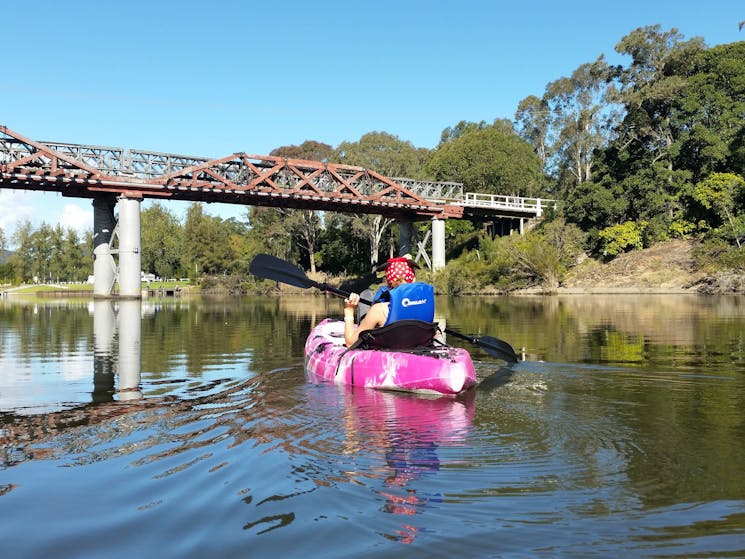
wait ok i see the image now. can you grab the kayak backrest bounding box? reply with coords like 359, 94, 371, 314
351, 320, 440, 350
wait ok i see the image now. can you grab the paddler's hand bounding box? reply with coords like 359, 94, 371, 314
344, 293, 360, 309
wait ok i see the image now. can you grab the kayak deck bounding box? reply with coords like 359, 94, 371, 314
304, 318, 477, 395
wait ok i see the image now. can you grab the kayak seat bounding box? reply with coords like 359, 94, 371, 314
350, 320, 440, 351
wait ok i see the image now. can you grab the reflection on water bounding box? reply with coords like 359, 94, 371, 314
0, 294, 744, 557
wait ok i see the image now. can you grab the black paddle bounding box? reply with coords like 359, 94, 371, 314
249, 253, 519, 364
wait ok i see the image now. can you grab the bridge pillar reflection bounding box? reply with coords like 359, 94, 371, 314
116, 300, 142, 400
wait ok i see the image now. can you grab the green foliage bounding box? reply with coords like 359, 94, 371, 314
434, 220, 586, 293
333, 131, 425, 178
270, 140, 333, 162
432, 250, 495, 294
642, 215, 671, 245
425, 122, 546, 197
692, 237, 738, 272
693, 172, 745, 247
182, 204, 239, 277
6, 220, 89, 283
317, 219, 368, 276
141, 203, 183, 279
564, 176, 628, 230
668, 219, 696, 238
598, 221, 646, 258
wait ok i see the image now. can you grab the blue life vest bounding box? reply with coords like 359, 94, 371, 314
384, 282, 435, 325
371, 285, 390, 304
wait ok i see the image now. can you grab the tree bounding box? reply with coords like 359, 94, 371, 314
10, 221, 33, 282
563, 173, 628, 231
317, 213, 369, 276
60, 228, 88, 281
674, 42, 745, 180
47, 224, 65, 282
182, 204, 233, 277
693, 172, 745, 247
283, 209, 322, 273
246, 206, 294, 262
515, 96, 552, 170
270, 140, 333, 163
334, 131, 425, 178
332, 132, 426, 266
544, 57, 621, 193
141, 203, 183, 279
268, 141, 335, 273
425, 121, 545, 197
613, 26, 705, 175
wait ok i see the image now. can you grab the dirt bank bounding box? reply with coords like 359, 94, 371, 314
520, 239, 745, 295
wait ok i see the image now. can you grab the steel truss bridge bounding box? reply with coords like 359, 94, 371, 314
0, 126, 553, 222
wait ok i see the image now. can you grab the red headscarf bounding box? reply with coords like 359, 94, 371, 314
385, 257, 416, 285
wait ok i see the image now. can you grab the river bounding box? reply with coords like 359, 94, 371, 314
1, 293, 744, 558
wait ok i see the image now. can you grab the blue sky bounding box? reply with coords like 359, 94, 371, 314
1, 0, 743, 247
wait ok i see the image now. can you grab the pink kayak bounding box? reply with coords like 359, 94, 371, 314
304, 318, 477, 395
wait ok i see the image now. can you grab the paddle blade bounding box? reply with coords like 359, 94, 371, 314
249, 254, 317, 289
475, 336, 519, 364
444, 328, 519, 363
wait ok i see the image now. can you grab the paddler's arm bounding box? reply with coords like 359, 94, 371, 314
343, 294, 385, 347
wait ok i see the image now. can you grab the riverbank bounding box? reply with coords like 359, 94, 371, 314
519, 239, 745, 295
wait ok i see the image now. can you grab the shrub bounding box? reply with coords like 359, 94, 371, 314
598, 221, 646, 259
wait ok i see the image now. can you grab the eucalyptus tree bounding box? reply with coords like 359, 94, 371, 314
246, 206, 295, 263
332, 132, 426, 267
263, 141, 335, 273
613, 25, 705, 176
563, 26, 705, 232
545, 57, 621, 192
515, 96, 552, 171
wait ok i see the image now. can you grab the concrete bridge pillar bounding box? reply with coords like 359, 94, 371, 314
92, 195, 117, 298
398, 221, 415, 256
432, 219, 446, 270
92, 194, 142, 298
117, 196, 142, 298
399, 219, 447, 270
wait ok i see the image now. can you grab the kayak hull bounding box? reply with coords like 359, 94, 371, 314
304, 318, 477, 395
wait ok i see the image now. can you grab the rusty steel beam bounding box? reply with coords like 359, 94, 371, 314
0, 126, 463, 220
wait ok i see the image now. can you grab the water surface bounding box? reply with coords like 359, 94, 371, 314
1, 294, 744, 557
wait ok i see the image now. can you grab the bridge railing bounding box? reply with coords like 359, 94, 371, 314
391, 178, 464, 202
457, 192, 557, 216
41, 142, 212, 178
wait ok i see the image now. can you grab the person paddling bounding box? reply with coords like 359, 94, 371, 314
343, 255, 435, 348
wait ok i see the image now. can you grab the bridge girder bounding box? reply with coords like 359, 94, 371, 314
0, 125, 463, 221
